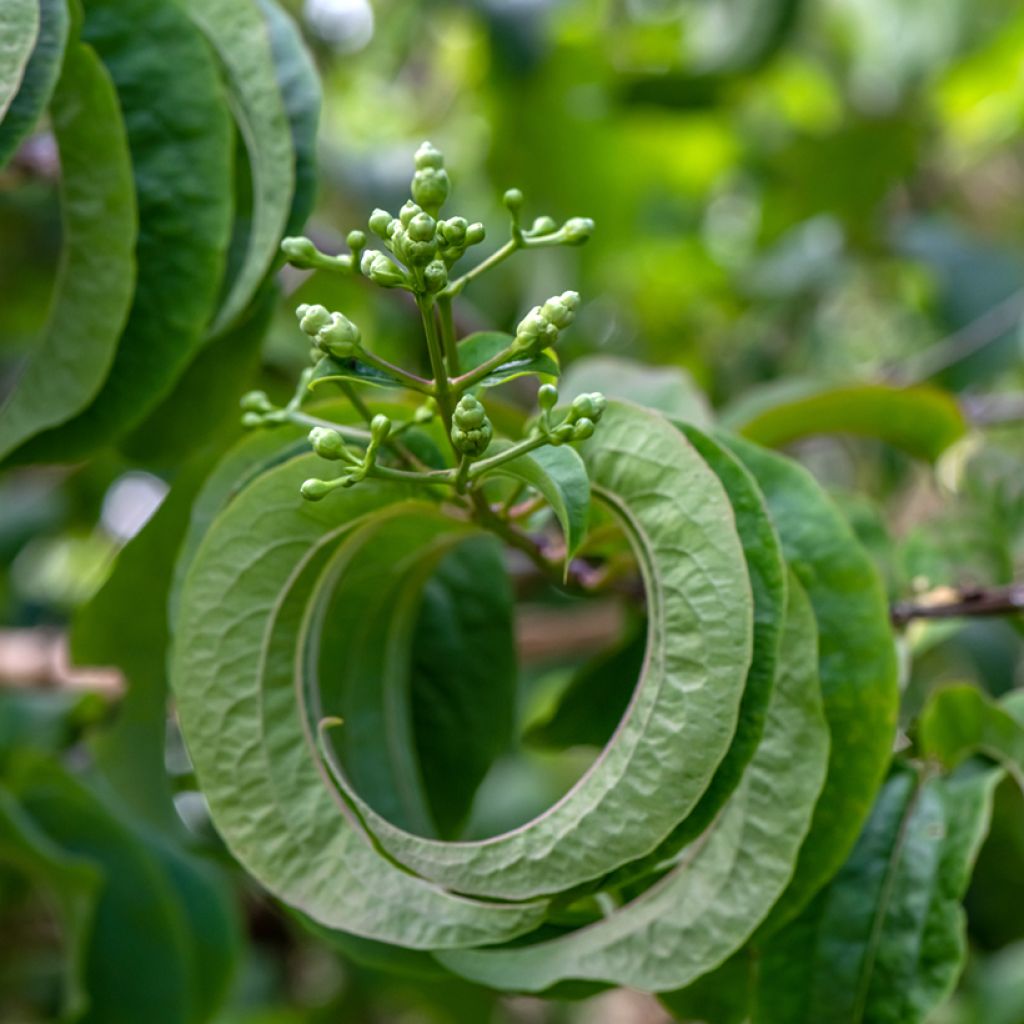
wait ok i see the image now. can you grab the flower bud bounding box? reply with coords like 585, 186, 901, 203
347, 229, 367, 252
404, 238, 438, 267
411, 167, 450, 211
423, 259, 448, 293
551, 423, 576, 444
503, 188, 524, 213
465, 222, 486, 246
541, 290, 580, 329
408, 212, 436, 242
451, 396, 493, 456
399, 201, 421, 227
297, 303, 333, 336
281, 235, 321, 268
562, 217, 595, 245
240, 389, 273, 413
317, 313, 361, 358
537, 383, 559, 413
414, 140, 444, 170
453, 394, 487, 429
439, 216, 467, 245
369, 209, 391, 236
530, 215, 558, 236
300, 478, 332, 501
573, 417, 595, 440
370, 414, 392, 444
241, 411, 264, 429
309, 426, 348, 461
361, 250, 406, 287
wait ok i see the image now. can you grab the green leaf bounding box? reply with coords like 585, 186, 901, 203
309, 354, 408, 390
182, 0, 295, 335
0, 0, 38, 121
0, 0, 69, 169
755, 764, 1002, 1024
258, 0, 320, 237
560, 355, 713, 425
315, 402, 754, 901
410, 537, 518, 838
724, 381, 967, 461
0, 785, 101, 1021
918, 684, 1024, 786
724, 433, 899, 932
173, 457, 551, 948
0, 36, 136, 461
15, 0, 236, 462
477, 441, 591, 570
436, 574, 827, 992
458, 331, 560, 388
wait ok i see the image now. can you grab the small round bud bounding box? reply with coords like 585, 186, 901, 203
399, 201, 421, 227
503, 188, 524, 213
590, 392, 607, 420
408, 212, 436, 242
537, 383, 559, 412
562, 217, 595, 245
573, 418, 595, 440
423, 259, 448, 292
240, 389, 273, 413
439, 217, 467, 244
281, 235, 319, 268
317, 313, 361, 358
530, 215, 558, 236
347, 229, 367, 252
364, 252, 406, 288
411, 167, 450, 211
541, 290, 580, 329
414, 141, 444, 170
570, 393, 597, 420
404, 238, 438, 267
309, 426, 348, 461
297, 303, 333, 336
300, 478, 332, 501
369, 209, 392, 236
552, 423, 575, 444
454, 394, 488, 430
370, 414, 392, 444
241, 411, 264, 429
465, 222, 486, 246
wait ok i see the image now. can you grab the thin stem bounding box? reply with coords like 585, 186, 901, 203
451, 340, 523, 393
284, 409, 371, 444
469, 491, 556, 580
368, 464, 456, 486
356, 349, 433, 393
891, 582, 1024, 627
417, 294, 455, 434
442, 238, 520, 297
454, 454, 471, 494
469, 433, 552, 479
437, 295, 460, 374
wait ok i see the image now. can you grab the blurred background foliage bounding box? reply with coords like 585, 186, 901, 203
2, 0, 1024, 1020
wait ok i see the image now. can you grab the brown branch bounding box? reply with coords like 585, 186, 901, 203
891, 583, 1024, 628
0, 629, 124, 699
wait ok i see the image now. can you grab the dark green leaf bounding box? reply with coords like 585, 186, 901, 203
16, 0, 235, 462
309, 353, 408, 390
182, 0, 295, 334
0, 36, 136, 461
458, 331, 560, 388
755, 764, 1002, 1024
725, 381, 966, 461
0, 0, 69, 169
724, 433, 899, 932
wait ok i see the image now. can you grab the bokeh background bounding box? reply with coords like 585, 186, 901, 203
2, 0, 1024, 1020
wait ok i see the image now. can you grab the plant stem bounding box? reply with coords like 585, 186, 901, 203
285, 409, 371, 443
469, 491, 556, 579
454, 454, 471, 493
437, 295, 460, 374
355, 349, 433, 393
368, 463, 456, 486
443, 238, 520, 297
451, 340, 523, 393
469, 433, 552, 479
417, 294, 454, 434
891, 582, 1024, 627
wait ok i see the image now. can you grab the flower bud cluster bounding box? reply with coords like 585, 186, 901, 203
301, 413, 394, 501
296, 303, 362, 361
535, 384, 607, 444
513, 291, 581, 355
450, 394, 493, 456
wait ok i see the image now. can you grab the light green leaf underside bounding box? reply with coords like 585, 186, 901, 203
725, 381, 966, 461
183, 0, 295, 335
724, 433, 899, 933
173, 459, 550, 948
309, 354, 408, 391
479, 441, 591, 568
756, 764, 1002, 1024
436, 574, 828, 993
0, 36, 136, 461
0, 0, 68, 169
560, 355, 712, 426
314, 401, 754, 901
0, 0, 38, 120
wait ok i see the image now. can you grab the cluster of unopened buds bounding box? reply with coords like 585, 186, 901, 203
246, 139, 605, 510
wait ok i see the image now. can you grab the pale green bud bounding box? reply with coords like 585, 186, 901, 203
347, 229, 367, 252
537, 383, 559, 413
408, 212, 436, 242
361, 250, 406, 287
309, 426, 348, 460
453, 394, 488, 430
415, 140, 444, 170
423, 259, 448, 293
530, 215, 558, 235
369, 209, 392, 236
297, 303, 332, 336
240, 389, 273, 413
465, 222, 486, 246
411, 167, 450, 211
300, 478, 332, 501
281, 235, 320, 268
551, 423, 575, 444
370, 414, 392, 444
317, 313, 361, 358
241, 411, 264, 429
503, 188, 524, 213
573, 417, 595, 440
541, 290, 580, 329
562, 217, 595, 245
399, 200, 421, 227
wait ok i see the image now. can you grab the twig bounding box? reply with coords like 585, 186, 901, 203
891, 583, 1024, 628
